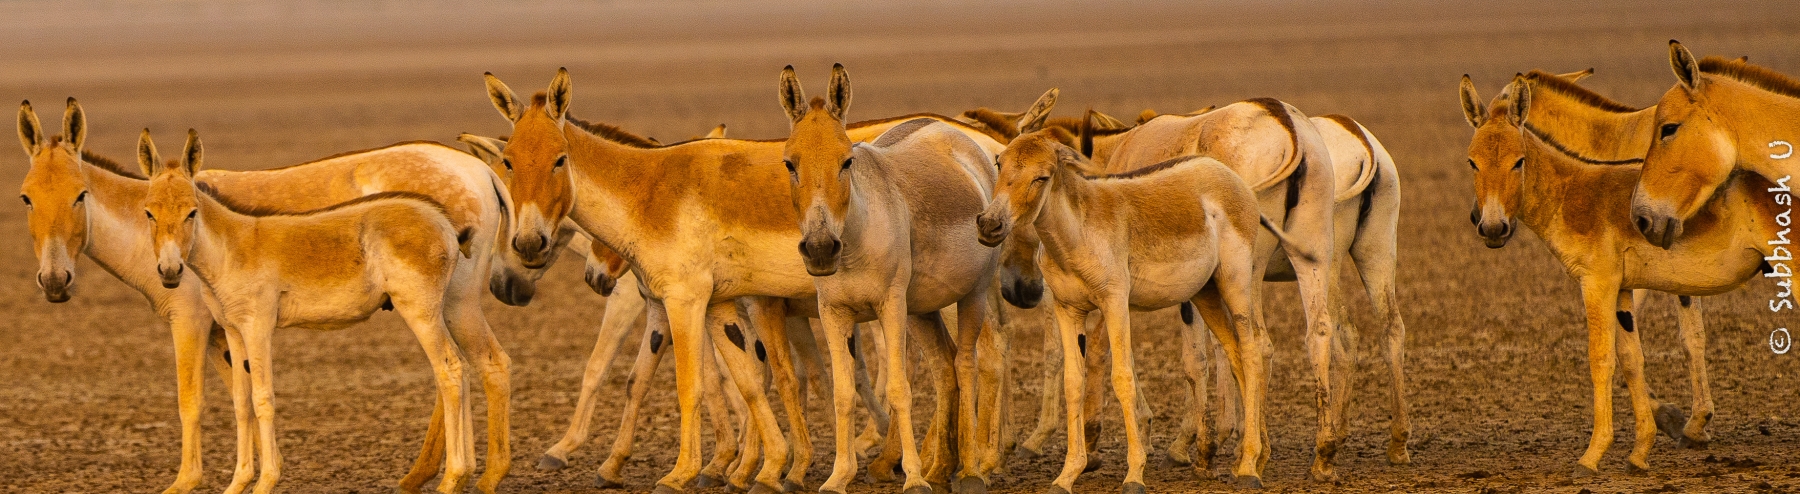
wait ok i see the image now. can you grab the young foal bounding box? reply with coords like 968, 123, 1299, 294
976, 129, 1305, 491
778, 64, 1002, 494
1462, 72, 1774, 474
1633, 42, 1800, 250
140, 130, 481, 494
17, 100, 520, 494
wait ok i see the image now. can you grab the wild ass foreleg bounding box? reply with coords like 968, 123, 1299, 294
1047, 301, 1093, 494
851, 322, 891, 456
1614, 291, 1657, 473
1100, 295, 1149, 494
540, 274, 646, 470
1573, 279, 1622, 477
744, 298, 811, 492
1658, 296, 1713, 448
162, 310, 217, 494
596, 299, 669, 489
652, 294, 722, 494
819, 307, 864, 494
1171, 302, 1217, 476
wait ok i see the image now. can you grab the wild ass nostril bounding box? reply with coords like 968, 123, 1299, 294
1469, 209, 1480, 226
1635, 215, 1652, 235
828, 239, 841, 257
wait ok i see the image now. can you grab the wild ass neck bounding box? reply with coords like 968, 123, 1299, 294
1713, 81, 1800, 182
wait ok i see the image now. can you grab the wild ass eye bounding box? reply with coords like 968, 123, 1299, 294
501, 158, 512, 171
20, 195, 31, 207
783, 160, 796, 173
73, 191, 87, 205
145, 210, 154, 220
1467, 159, 1477, 170
1659, 123, 1680, 140
1512, 157, 1524, 170
186, 209, 197, 220
841, 157, 854, 170
552, 156, 567, 169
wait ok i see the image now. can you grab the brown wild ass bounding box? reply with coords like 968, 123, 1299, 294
1461, 71, 1772, 474
17, 100, 522, 494
1633, 41, 1800, 252
976, 129, 1307, 491
139, 130, 483, 494
777, 64, 1005, 494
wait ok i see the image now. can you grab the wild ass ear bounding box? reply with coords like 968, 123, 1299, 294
18, 100, 43, 157
1669, 40, 1703, 92
62, 98, 87, 154
1558, 68, 1594, 83
1735, 55, 1749, 64
457, 133, 506, 165
1019, 87, 1059, 133
484, 72, 524, 122
1505, 73, 1532, 127
825, 63, 852, 123
136, 129, 160, 177
1137, 109, 1159, 124
778, 65, 807, 124
704, 123, 728, 139
1458, 75, 1486, 128
1087, 110, 1128, 130
546, 67, 572, 120
179, 129, 203, 177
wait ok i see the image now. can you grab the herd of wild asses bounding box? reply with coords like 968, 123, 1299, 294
13, 39, 1795, 494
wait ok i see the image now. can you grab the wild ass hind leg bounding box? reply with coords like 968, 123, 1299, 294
915, 311, 960, 493
886, 308, 938, 494
442, 292, 514, 494
954, 277, 998, 494
1662, 296, 1714, 448
1018, 314, 1063, 459
1351, 227, 1410, 465
540, 276, 646, 471
975, 293, 1014, 477
697, 324, 741, 488
851, 322, 891, 457
391, 298, 476, 494
218, 323, 258, 494
703, 300, 791, 494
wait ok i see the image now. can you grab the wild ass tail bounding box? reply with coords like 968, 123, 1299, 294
457, 226, 476, 259
1259, 215, 1317, 263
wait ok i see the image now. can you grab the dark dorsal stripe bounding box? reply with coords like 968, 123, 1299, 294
80, 151, 146, 180
959, 108, 1020, 142
196, 183, 451, 218
873, 118, 937, 148
1699, 56, 1800, 100
1526, 70, 1639, 114
1320, 114, 1374, 164
254, 141, 453, 172
1521, 122, 1645, 165
565, 113, 663, 148
1244, 98, 1298, 153
1078, 154, 1188, 180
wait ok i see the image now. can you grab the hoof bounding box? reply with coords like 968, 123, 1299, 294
1625, 462, 1650, 476
1016, 445, 1044, 459
903, 484, 934, 494
953, 476, 986, 494
1683, 437, 1711, 450
866, 461, 902, 484
1654, 404, 1689, 445
1083, 457, 1104, 473
747, 482, 782, 494
1045, 485, 1071, 494
780, 480, 804, 493
536, 454, 568, 471
1234, 475, 1263, 489
1387, 447, 1412, 466
1166, 449, 1193, 467
1309, 466, 1339, 483
1123, 482, 1146, 494
820, 488, 847, 494
693, 475, 725, 489
595, 475, 626, 489
652, 484, 685, 494
1571, 464, 1599, 479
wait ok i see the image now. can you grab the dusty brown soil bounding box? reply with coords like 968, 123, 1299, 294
2, 1, 1799, 492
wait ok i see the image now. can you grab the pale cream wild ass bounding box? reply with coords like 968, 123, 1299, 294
17, 100, 523, 494
777, 64, 1004, 494
1462, 71, 1773, 475
976, 129, 1309, 492
139, 130, 482, 494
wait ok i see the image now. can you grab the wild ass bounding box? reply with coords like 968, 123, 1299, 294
1633, 41, 1800, 251
17, 100, 521, 494
1461, 71, 1772, 474
139, 130, 483, 494
976, 129, 1307, 491
777, 64, 1005, 494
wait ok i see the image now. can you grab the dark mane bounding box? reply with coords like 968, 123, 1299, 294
564, 113, 664, 148
1699, 56, 1800, 100
195, 183, 450, 218
959, 108, 1020, 141
1076, 154, 1189, 180
254, 141, 454, 172
80, 151, 145, 179
1521, 122, 1644, 166
1525, 70, 1639, 113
